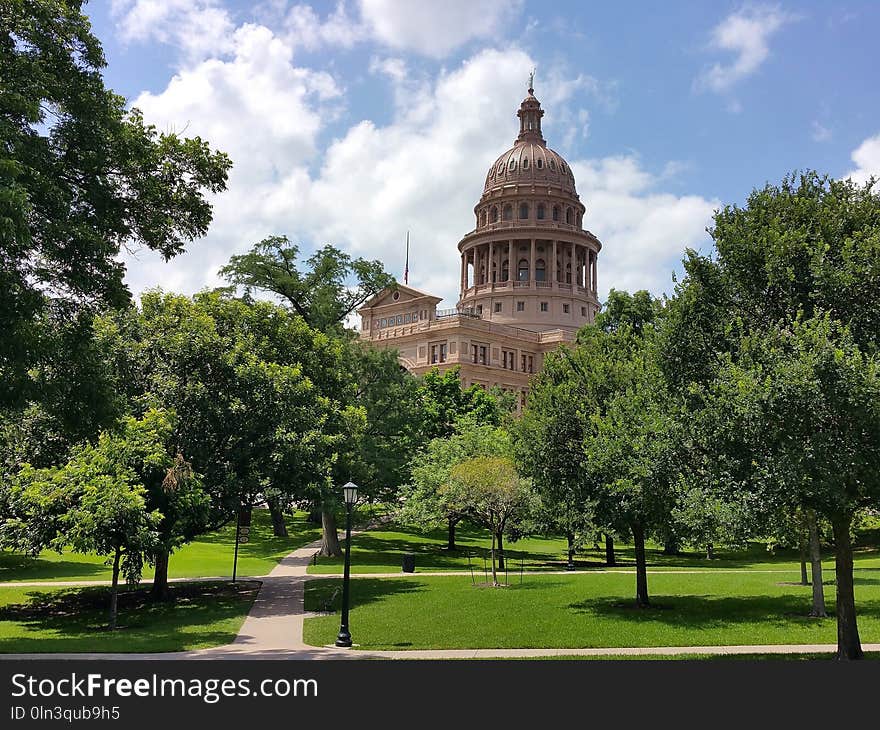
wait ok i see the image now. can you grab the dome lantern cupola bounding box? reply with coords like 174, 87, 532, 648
516, 73, 545, 144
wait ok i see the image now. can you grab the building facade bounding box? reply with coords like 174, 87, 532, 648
358, 84, 602, 406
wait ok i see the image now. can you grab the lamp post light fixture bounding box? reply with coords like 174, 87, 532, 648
335, 481, 359, 648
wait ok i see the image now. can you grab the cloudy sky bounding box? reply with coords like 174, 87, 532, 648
87, 0, 880, 307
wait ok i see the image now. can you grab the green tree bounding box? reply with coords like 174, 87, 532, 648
514, 349, 598, 569
97, 291, 355, 574
1, 0, 230, 413
400, 419, 509, 551
417, 366, 511, 442
2, 410, 199, 627
696, 315, 880, 658
219, 236, 394, 336
662, 172, 880, 658
448, 456, 536, 586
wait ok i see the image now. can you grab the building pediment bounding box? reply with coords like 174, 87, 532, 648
359, 284, 442, 312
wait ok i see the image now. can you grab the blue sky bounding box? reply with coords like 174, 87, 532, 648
87, 1, 880, 306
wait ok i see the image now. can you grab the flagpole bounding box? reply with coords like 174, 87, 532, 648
404, 231, 409, 285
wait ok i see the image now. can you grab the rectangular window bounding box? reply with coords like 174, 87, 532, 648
439, 343, 447, 363
472, 344, 478, 364
397, 315, 403, 324
479, 346, 487, 365
563, 303, 570, 314
431, 345, 438, 364
528, 355, 534, 373
476, 304, 483, 315
522, 354, 534, 373
502, 350, 515, 370
494, 302, 502, 313
380, 318, 387, 327
413, 311, 420, 321
540, 302, 548, 312
404, 313, 411, 323
581, 306, 587, 317
516, 301, 525, 312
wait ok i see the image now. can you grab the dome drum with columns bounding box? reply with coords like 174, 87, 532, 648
358, 82, 603, 408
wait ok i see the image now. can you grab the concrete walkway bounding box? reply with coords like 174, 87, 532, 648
3, 540, 879, 660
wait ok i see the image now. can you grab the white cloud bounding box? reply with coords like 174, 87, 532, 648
358, 0, 522, 58
846, 133, 880, 185
281, 2, 366, 50
695, 5, 796, 93
111, 0, 235, 61
122, 37, 716, 307
572, 158, 718, 298
122, 23, 343, 296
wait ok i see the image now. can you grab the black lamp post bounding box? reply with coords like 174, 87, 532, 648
335, 481, 358, 648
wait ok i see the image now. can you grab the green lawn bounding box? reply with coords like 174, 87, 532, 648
302, 570, 880, 650
0, 580, 259, 653
307, 520, 880, 575
0, 509, 322, 584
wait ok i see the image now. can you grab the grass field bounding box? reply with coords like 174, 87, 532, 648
0, 509, 322, 584
307, 520, 880, 575
302, 570, 880, 650
0, 580, 259, 653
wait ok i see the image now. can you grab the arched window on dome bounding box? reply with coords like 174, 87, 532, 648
519, 203, 529, 220
502, 204, 513, 222
491, 260, 498, 283
537, 158, 543, 169
552, 205, 560, 221
566, 207, 573, 224
535, 258, 546, 282
490, 206, 498, 223
576, 212, 582, 228
501, 259, 509, 281
565, 262, 572, 284
549, 159, 556, 171
509, 159, 516, 171
518, 258, 529, 281
522, 157, 529, 170
478, 210, 486, 227
537, 203, 546, 220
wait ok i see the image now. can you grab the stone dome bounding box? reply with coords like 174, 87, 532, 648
484, 141, 576, 195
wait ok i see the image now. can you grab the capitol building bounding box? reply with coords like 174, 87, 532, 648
358, 83, 602, 407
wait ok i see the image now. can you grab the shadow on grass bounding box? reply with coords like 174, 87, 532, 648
192, 511, 321, 561
0, 554, 109, 582
304, 578, 425, 613
0, 581, 259, 653
567, 594, 880, 627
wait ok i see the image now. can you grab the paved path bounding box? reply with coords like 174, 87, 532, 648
3, 540, 879, 660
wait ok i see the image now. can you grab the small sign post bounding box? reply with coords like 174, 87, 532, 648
232, 503, 251, 583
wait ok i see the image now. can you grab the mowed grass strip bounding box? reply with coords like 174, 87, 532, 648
0, 509, 321, 584
0, 580, 259, 653
307, 520, 880, 575
302, 571, 880, 650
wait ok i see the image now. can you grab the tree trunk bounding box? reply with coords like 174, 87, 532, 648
632, 523, 650, 607
268, 499, 288, 537
706, 543, 714, 560
807, 511, 826, 617
566, 532, 576, 569
320, 509, 342, 557
605, 534, 616, 566
447, 517, 457, 551
831, 515, 862, 660
109, 546, 121, 630
151, 550, 170, 600
490, 531, 498, 586
662, 538, 680, 556
496, 531, 505, 571
799, 535, 809, 586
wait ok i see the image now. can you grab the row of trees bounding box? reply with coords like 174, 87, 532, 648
402, 173, 880, 661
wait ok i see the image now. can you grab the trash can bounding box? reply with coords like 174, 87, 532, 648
402, 553, 416, 573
